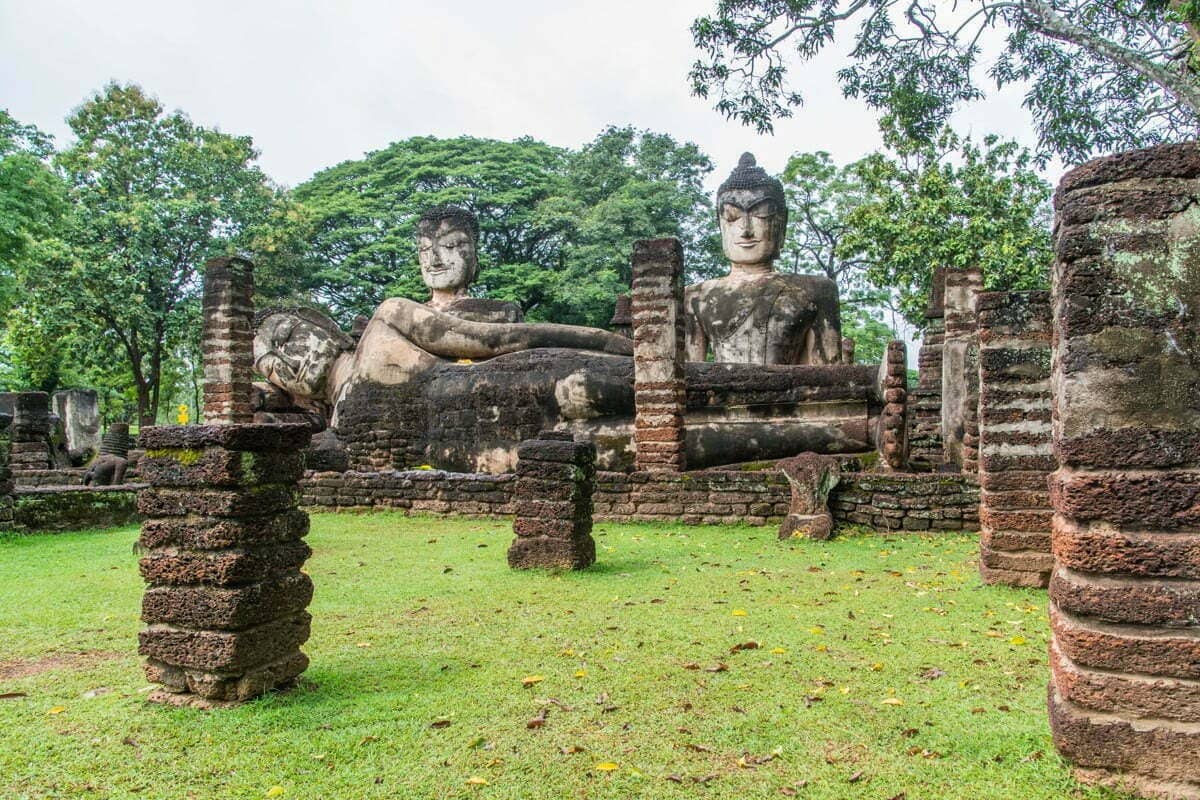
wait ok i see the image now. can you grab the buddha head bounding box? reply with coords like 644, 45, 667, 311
716, 153, 788, 268
416, 205, 480, 295
253, 308, 355, 401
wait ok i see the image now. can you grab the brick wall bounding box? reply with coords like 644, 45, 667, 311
300, 468, 979, 533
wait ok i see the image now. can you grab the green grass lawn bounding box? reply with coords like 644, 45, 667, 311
0, 514, 1126, 800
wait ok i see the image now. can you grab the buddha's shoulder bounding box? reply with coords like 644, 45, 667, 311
443, 298, 524, 323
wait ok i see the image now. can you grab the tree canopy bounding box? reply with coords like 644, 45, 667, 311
690, 1, 1200, 163
284, 127, 720, 328
36, 83, 280, 425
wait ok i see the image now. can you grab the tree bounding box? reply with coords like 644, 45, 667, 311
284, 128, 720, 328
690, 1, 1200, 163
838, 127, 1053, 326
0, 110, 71, 391
51, 83, 279, 426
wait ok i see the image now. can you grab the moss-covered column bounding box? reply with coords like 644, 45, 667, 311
137, 424, 313, 706
1048, 143, 1200, 799
977, 290, 1054, 588
136, 255, 315, 707
0, 412, 12, 529
508, 431, 597, 570
941, 267, 982, 471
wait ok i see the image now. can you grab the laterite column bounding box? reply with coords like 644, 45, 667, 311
941, 267, 982, 472
0, 413, 12, 529
137, 256, 315, 707
1048, 143, 1200, 799
977, 291, 1054, 588
908, 267, 946, 470
631, 238, 686, 472
10, 392, 52, 473
878, 340, 908, 470
507, 431, 597, 570
201, 256, 255, 424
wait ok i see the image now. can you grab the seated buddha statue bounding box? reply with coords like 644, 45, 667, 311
685, 153, 843, 366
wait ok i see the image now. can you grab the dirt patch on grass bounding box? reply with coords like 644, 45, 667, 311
0, 651, 123, 680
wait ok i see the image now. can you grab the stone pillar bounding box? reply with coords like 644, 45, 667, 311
201, 256, 255, 425
941, 267, 982, 471
136, 254, 315, 707
0, 413, 13, 530
136, 423, 313, 706
1047, 143, 1200, 799
908, 267, 947, 470
51, 389, 101, 459
508, 431, 596, 570
977, 290, 1054, 588
630, 238, 686, 472
878, 340, 908, 470
10, 392, 52, 472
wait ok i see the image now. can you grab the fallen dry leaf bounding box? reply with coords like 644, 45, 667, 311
521, 675, 544, 687
594, 762, 619, 772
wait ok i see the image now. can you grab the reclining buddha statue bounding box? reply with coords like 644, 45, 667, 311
255, 156, 881, 473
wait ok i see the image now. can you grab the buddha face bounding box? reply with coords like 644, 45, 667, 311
418, 219, 477, 292
718, 188, 785, 267
253, 312, 347, 400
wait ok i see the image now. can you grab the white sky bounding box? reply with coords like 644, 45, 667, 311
0, 0, 1060, 192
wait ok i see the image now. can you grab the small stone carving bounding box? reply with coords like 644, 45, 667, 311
685, 154, 843, 366
84, 423, 130, 486
776, 452, 841, 540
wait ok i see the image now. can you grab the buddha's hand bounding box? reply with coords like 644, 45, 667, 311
604, 335, 634, 356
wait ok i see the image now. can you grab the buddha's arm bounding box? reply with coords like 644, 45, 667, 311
684, 293, 708, 362
377, 298, 632, 359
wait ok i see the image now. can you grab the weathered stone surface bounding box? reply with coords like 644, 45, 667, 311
138, 612, 311, 672
509, 433, 596, 570
138, 420, 313, 706
776, 452, 840, 540
1048, 142, 1200, 798
141, 572, 314, 630
139, 447, 305, 488
138, 423, 313, 453
632, 237, 686, 472
139, 509, 309, 550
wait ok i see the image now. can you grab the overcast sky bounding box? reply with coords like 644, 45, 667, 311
1, 0, 1057, 192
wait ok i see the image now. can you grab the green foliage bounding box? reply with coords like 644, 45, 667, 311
690, 1, 1200, 164
284, 127, 720, 327
839, 129, 1052, 327
0, 514, 1110, 799
45, 83, 281, 424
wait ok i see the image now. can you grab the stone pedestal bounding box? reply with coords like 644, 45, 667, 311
1047, 143, 1200, 800
776, 453, 840, 540
909, 268, 947, 470
977, 291, 1054, 588
201, 256, 255, 425
10, 392, 52, 472
137, 423, 313, 706
941, 268, 982, 472
508, 431, 596, 570
878, 340, 908, 470
631, 238, 686, 472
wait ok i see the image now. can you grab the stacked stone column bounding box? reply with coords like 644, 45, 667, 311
10, 392, 53, 473
201, 256, 255, 424
137, 255, 315, 707
908, 267, 947, 470
507, 431, 597, 570
1047, 143, 1200, 799
0, 412, 12, 529
878, 340, 908, 470
631, 238, 686, 472
977, 291, 1054, 588
941, 268, 983, 472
